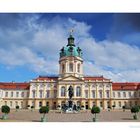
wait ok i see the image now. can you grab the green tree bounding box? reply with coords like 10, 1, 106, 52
39, 106, 49, 122
131, 106, 139, 120
91, 106, 100, 122
1, 105, 10, 120
16, 105, 19, 112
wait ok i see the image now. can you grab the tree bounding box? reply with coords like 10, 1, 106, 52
131, 106, 139, 120
91, 106, 100, 122
112, 105, 115, 110
16, 105, 19, 112
39, 106, 49, 122
122, 105, 126, 112
1, 105, 10, 120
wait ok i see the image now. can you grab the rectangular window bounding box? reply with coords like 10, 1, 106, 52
16, 92, 19, 98
11, 92, 13, 97
118, 92, 121, 98
113, 92, 115, 98
5, 92, 8, 97
129, 92, 131, 97
21, 92, 24, 97
123, 92, 126, 98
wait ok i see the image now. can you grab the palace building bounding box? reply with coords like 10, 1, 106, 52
0, 34, 140, 110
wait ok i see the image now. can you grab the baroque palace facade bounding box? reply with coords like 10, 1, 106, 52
0, 34, 140, 110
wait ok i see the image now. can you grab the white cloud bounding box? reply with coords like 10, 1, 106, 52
0, 15, 140, 82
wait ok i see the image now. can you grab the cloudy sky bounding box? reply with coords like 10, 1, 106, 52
0, 13, 140, 82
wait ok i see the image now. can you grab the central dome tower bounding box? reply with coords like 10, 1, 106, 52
59, 34, 83, 78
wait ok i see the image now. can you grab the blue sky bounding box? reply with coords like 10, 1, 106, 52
0, 13, 140, 82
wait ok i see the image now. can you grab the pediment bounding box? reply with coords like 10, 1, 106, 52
58, 75, 84, 81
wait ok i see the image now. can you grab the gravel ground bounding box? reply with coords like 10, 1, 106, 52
0, 109, 140, 122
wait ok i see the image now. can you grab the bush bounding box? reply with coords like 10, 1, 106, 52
1, 105, 10, 120
1, 105, 10, 114
131, 106, 139, 114
91, 106, 100, 114
91, 106, 100, 122
131, 106, 139, 120
39, 106, 49, 114
39, 106, 49, 122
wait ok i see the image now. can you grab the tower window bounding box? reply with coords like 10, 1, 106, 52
62, 64, 65, 73
69, 63, 73, 72
77, 63, 80, 73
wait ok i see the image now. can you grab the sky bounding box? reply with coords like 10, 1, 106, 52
0, 13, 140, 82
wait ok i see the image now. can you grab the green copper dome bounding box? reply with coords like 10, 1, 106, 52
60, 35, 83, 58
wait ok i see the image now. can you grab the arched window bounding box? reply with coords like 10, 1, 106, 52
61, 86, 66, 96
69, 63, 73, 72
76, 86, 81, 97
106, 90, 110, 98
92, 90, 95, 98
77, 63, 80, 73
39, 101, 42, 107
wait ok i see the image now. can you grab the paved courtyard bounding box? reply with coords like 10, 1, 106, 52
0, 109, 140, 122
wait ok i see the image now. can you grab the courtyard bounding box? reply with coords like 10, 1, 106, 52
0, 109, 140, 122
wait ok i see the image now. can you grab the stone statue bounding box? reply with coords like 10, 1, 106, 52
68, 85, 74, 99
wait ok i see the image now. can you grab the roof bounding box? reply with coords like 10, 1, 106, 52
84, 76, 110, 81
0, 82, 30, 90
33, 76, 58, 81
112, 82, 140, 90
